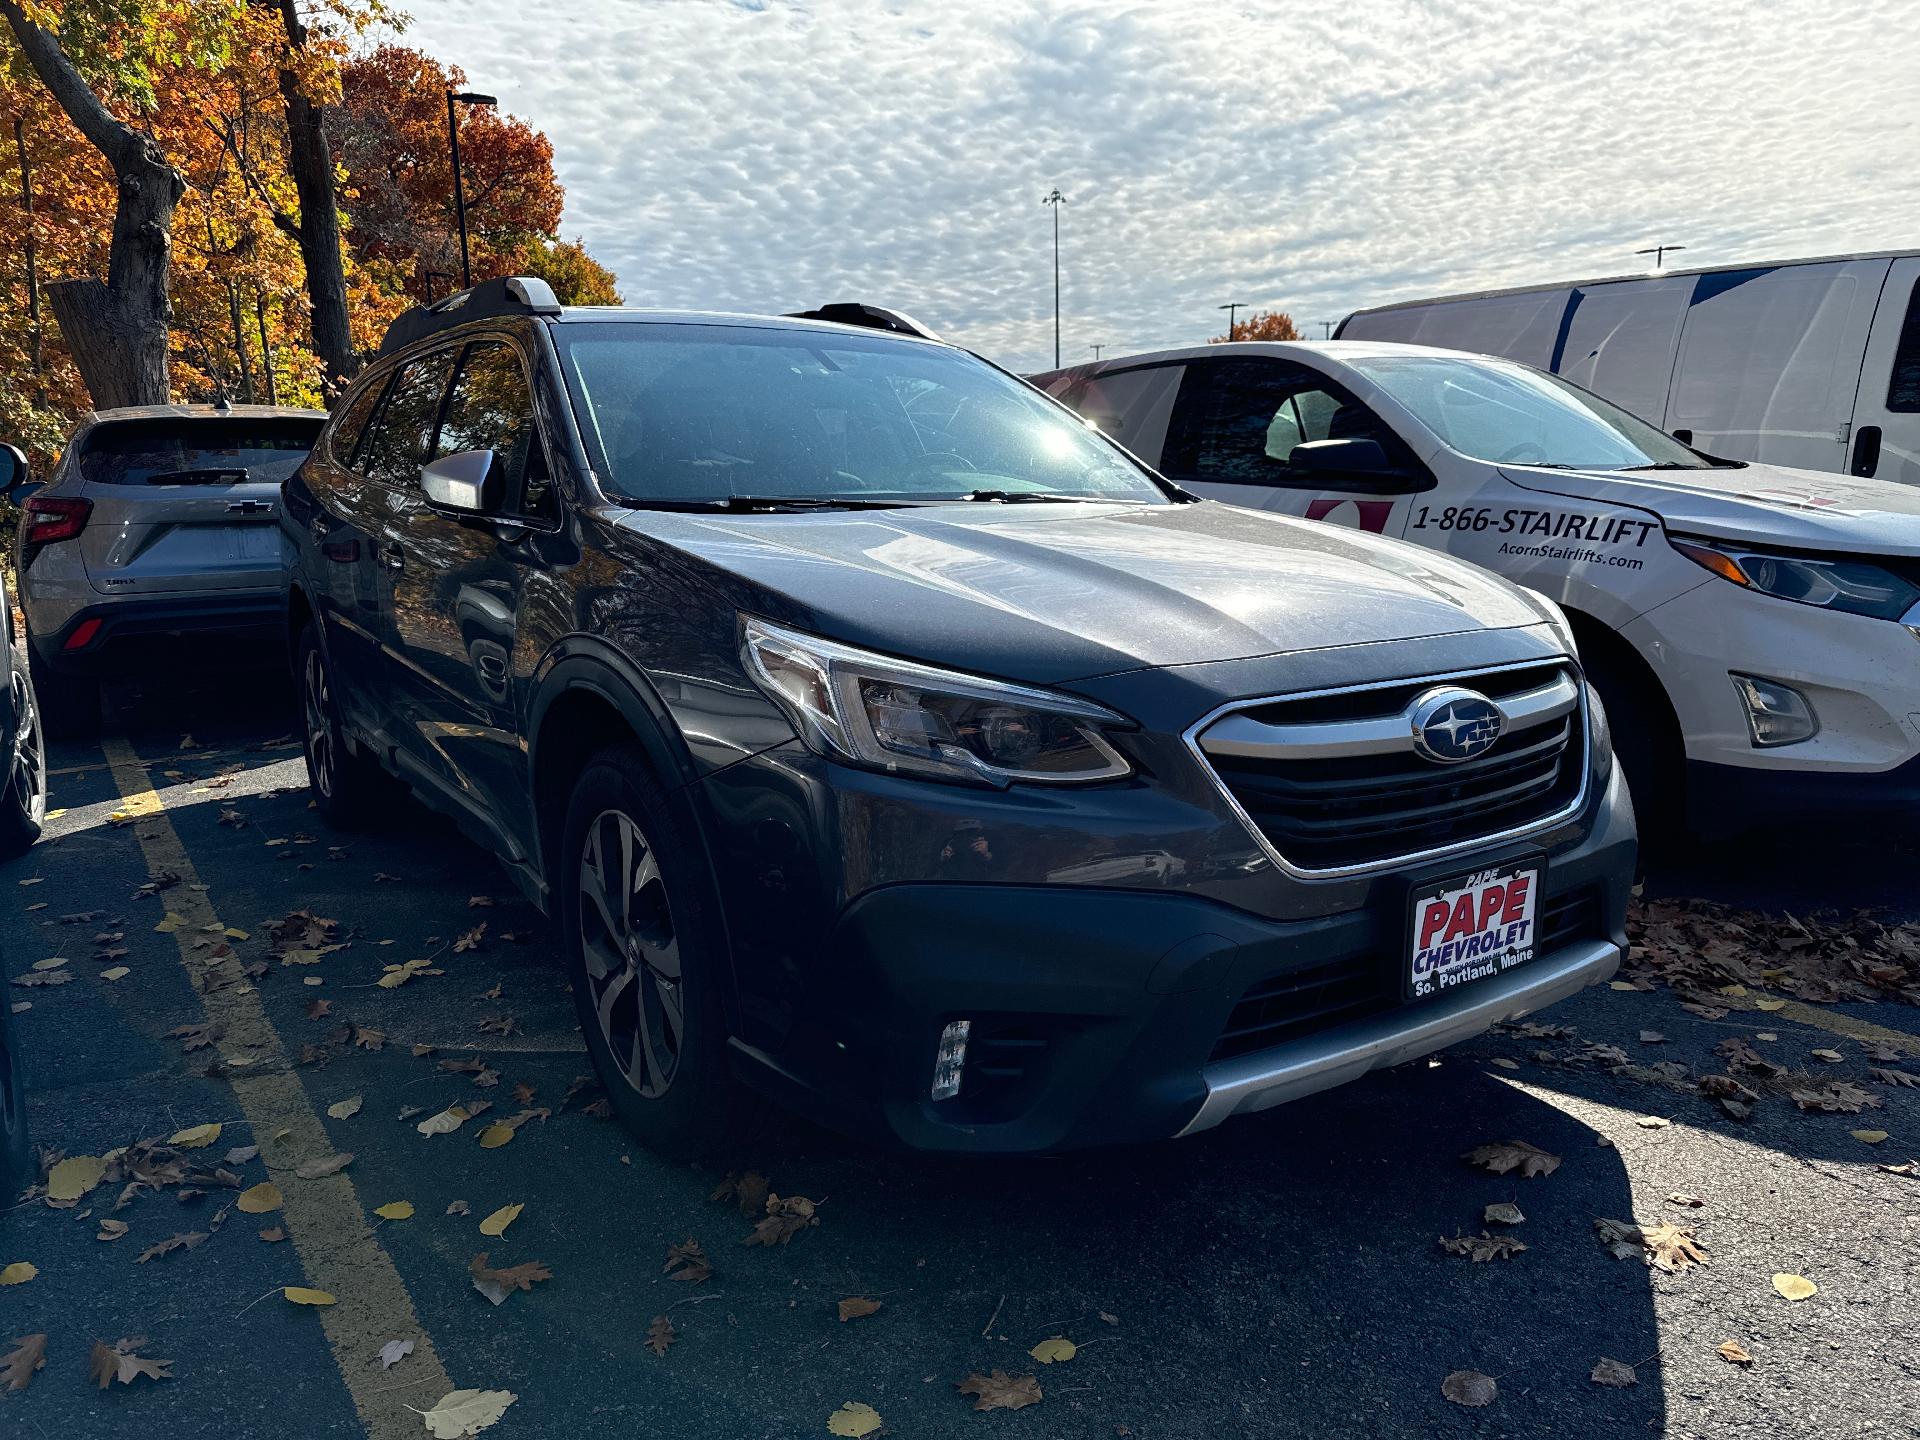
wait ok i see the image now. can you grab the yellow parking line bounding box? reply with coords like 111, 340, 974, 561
1723, 993, 1920, 1057
103, 737, 455, 1436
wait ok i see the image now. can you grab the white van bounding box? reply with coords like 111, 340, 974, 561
1336, 253, 1920, 487
1032, 341, 1920, 832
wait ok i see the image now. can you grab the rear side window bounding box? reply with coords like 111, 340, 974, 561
328, 374, 392, 469
436, 340, 556, 522
359, 351, 454, 488
76, 417, 323, 485
1886, 278, 1920, 413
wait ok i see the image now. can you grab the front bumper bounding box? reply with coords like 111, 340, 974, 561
724, 762, 1635, 1153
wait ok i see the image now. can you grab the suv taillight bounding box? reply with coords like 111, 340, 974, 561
21, 495, 91, 553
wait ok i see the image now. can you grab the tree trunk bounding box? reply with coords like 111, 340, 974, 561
0, 0, 184, 409
277, 0, 356, 392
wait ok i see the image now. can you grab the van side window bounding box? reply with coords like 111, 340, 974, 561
1162, 358, 1404, 485
1887, 279, 1920, 413
437, 340, 557, 523
359, 350, 455, 489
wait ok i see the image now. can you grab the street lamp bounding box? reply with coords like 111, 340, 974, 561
1089, 343, 1104, 360
424, 269, 456, 302
1635, 243, 1687, 271
1217, 302, 1249, 342
1042, 188, 1066, 368
447, 89, 498, 289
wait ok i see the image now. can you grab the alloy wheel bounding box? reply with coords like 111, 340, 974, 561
9, 670, 43, 822
577, 808, 683, 1099
304, 647, 335, 799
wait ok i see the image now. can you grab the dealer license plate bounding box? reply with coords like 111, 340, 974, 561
1407, 860, 1541, 1001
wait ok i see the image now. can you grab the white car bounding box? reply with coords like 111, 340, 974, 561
1033, 341, 1920, 831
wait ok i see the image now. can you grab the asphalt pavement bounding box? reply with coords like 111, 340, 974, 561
2, 668, 1917, 1439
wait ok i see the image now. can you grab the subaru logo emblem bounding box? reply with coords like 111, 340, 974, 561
1409, 686, 1504, 764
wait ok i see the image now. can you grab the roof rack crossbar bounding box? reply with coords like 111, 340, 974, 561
783, 303, 941, 342
378, 275, 563, 356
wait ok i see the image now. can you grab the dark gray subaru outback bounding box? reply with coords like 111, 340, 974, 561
283, 277, 1635, 1155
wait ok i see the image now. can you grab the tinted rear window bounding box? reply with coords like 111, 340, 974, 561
78, 418, 324, 485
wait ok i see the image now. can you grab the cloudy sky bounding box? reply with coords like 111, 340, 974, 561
404, 0, 1920, 373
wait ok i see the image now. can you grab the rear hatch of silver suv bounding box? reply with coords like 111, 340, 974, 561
72, 413, 325, 597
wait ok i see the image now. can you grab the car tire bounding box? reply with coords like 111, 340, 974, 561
1581, 646, 1682, 854
24, 632, 98, 739
0, 646, 47, 859
298, 626, 384, 826
558, 743, 745, 1160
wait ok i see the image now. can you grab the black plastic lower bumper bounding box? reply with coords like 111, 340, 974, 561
730, 768, 1637, 1153
1687, 753, 1920, 831
33, 594, 284, 676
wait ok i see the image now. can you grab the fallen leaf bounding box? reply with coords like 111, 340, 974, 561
1590, 1357, 1637, 1387
167, 1023, 218, 1050
1439, 1231, 1527, 1262
1870, 1067, 1920, 1088
1772, 1273, 1817, 1301
1717, 1339, 1754, 1366
95, 1219, 129, 1242
0, 1333, 46, 1392
88, 1337, 171, 1388
664, 1236, 712, 1283
374, 1201, 415, 1221
1608, 980, 1637, 991
827, 1401, 884, 1437
226, 1145, 259, 1165
100, 966, 130, 981
1489, 1056, 1519, 1070
169, 1123, 222, 1149
957, 1369, 1042, 1411
9, 969, 73, 988
153, 912, 187, 933
447, 1200, 471, 1216
47, 1155, 106, 1202
1791, 1083, 1881, 1114
419, 1388, 517, 1438
1029, 1336, 1077, 1363
1641, 1221, 1709, 1273
258, 1227, 286, 1243
453, 924, 487, 953
478, 1203, 523, 1237
285, 1287, 336, 1306
468, 1253, 552, 1305
1462, 1140, 1560, 1178
136, 1233, 207, 1263
1754, 997, 1786, 1011
1851, 1129, 1890, 1144
417, 1105, 472, 1138
236, 1182, 283, 1214
1441, 1370, 1497, 1408
1810, 1048, 1845, 1063
710, 1170, 771, 1216
837, 1296, 882, 1322
1482, 1202, 1525, 1225
327, 1096, 363, 1121
296, 1153, 354, 1180
0, 1262, 36, 1285
378, 1338, 414, 1370
645, 1315, 676, 1357
1635, 1116, 1671, 1129
306, 998, 333, 1019
743, 1192, 819, 1246
477, 1122, 516, 1150
1666, 1192, 1706, 1208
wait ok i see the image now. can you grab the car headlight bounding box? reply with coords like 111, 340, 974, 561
741, 617, 1134, 787
1669, 536, 1920, 621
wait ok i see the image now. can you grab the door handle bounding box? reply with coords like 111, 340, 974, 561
1851, 424, 1882, 478
379, 544, 405, 573
309, 514, 331, 542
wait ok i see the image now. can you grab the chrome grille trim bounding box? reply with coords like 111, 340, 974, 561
1184, 658, 1591, 880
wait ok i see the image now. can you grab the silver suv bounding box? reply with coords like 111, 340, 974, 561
14, 403, 326, 733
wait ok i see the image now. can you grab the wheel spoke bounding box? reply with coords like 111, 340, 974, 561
655, 976, 685, 1045
594, 962, 635, 1042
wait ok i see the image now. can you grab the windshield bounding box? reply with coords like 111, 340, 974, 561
554, 322, 1171, 506
1345, 354, 1724, 470
77, 417, 324, 485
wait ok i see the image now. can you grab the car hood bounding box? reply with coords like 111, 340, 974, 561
1501, 460, 1920, 552
618, 500, 1553, 685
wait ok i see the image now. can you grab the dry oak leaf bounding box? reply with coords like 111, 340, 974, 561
1870, 1067, 1920, 1087
1718, 1339, 1754, 1366
743, 1193, 819, 1246
1594, 1217, 1645, 1261
378, 1339, 414, 1371
1441, 1370, 1497, 1408
89, 1337, 172, 1389
664, 1237, 712, 1284
837, 1296, 882, 1322
453, 923, 487, 953
1482, 1202, 1525, 1226
1641, 1221, 1709, 1273
710, 1170, 771, 1217
469, 1253, 553, 1306
1591, 1357, 1638, 1387
827, 1402, 884, 1437
1462, 1140, 1561, 1178
1790, 1083, 1880, 1114
136, 1232, 207, 1263
296, 1153, 354, 1180
1439, 1231, 1527, 1262
1772, 1273, 1817, 1301
168, 1023, 219, 1051
1029, 1336, 1078, 1363
418, 1388, 517, 1439
1, 1333, 46, 1393
957, 1369, 1042, 1412
645, 1315, 676, 1357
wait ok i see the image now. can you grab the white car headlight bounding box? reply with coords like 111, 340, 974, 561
741, 617, 1133, 787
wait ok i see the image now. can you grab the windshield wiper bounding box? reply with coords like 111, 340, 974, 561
1616, 461, 1702, 471
955, 489, 1126, 504
622, 494, 924, 513
144, 467, 252, 485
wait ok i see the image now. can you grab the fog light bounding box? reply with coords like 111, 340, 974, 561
1731, 674, 1818, 748
930, 1020, 971, 1101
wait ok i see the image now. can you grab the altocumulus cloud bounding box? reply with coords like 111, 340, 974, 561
403, 0, 1920, 370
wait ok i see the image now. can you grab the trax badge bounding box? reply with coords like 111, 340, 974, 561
1409, 686, 1504, 764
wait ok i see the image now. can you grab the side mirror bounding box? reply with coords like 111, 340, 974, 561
420, 449, 500, 515
0, 443, 28, 500
1289, 437, 1429, 494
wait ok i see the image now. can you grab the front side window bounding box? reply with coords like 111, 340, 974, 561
1886, 277, 1920, 413
437, 340, 555, 522
77, 417, 323, 485
553, 322, 1170, 505
360, 350, 455, 489
1346, 354, 1724, 470
1161, 357, 1403, 484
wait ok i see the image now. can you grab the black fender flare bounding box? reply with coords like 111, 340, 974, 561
526, 634, 699, 794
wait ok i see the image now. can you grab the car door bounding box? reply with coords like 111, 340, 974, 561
384, 334, 556, 847
1158, 355, 1430, 534
1847, 256, 1920, 486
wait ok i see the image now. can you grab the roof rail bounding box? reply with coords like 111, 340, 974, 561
783, 303, 941, 342
378, 276, 564, 356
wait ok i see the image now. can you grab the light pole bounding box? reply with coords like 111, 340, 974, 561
1089, 343, 1104, 360
1319, 320, 1336, 339
1217, 301, 1249, 341
447, 89, 498, 289
1042, 188, 1066, 367
1635, 243, 1687, 270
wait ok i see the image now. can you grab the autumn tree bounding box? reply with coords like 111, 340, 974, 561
1211, 310, 1301, 343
